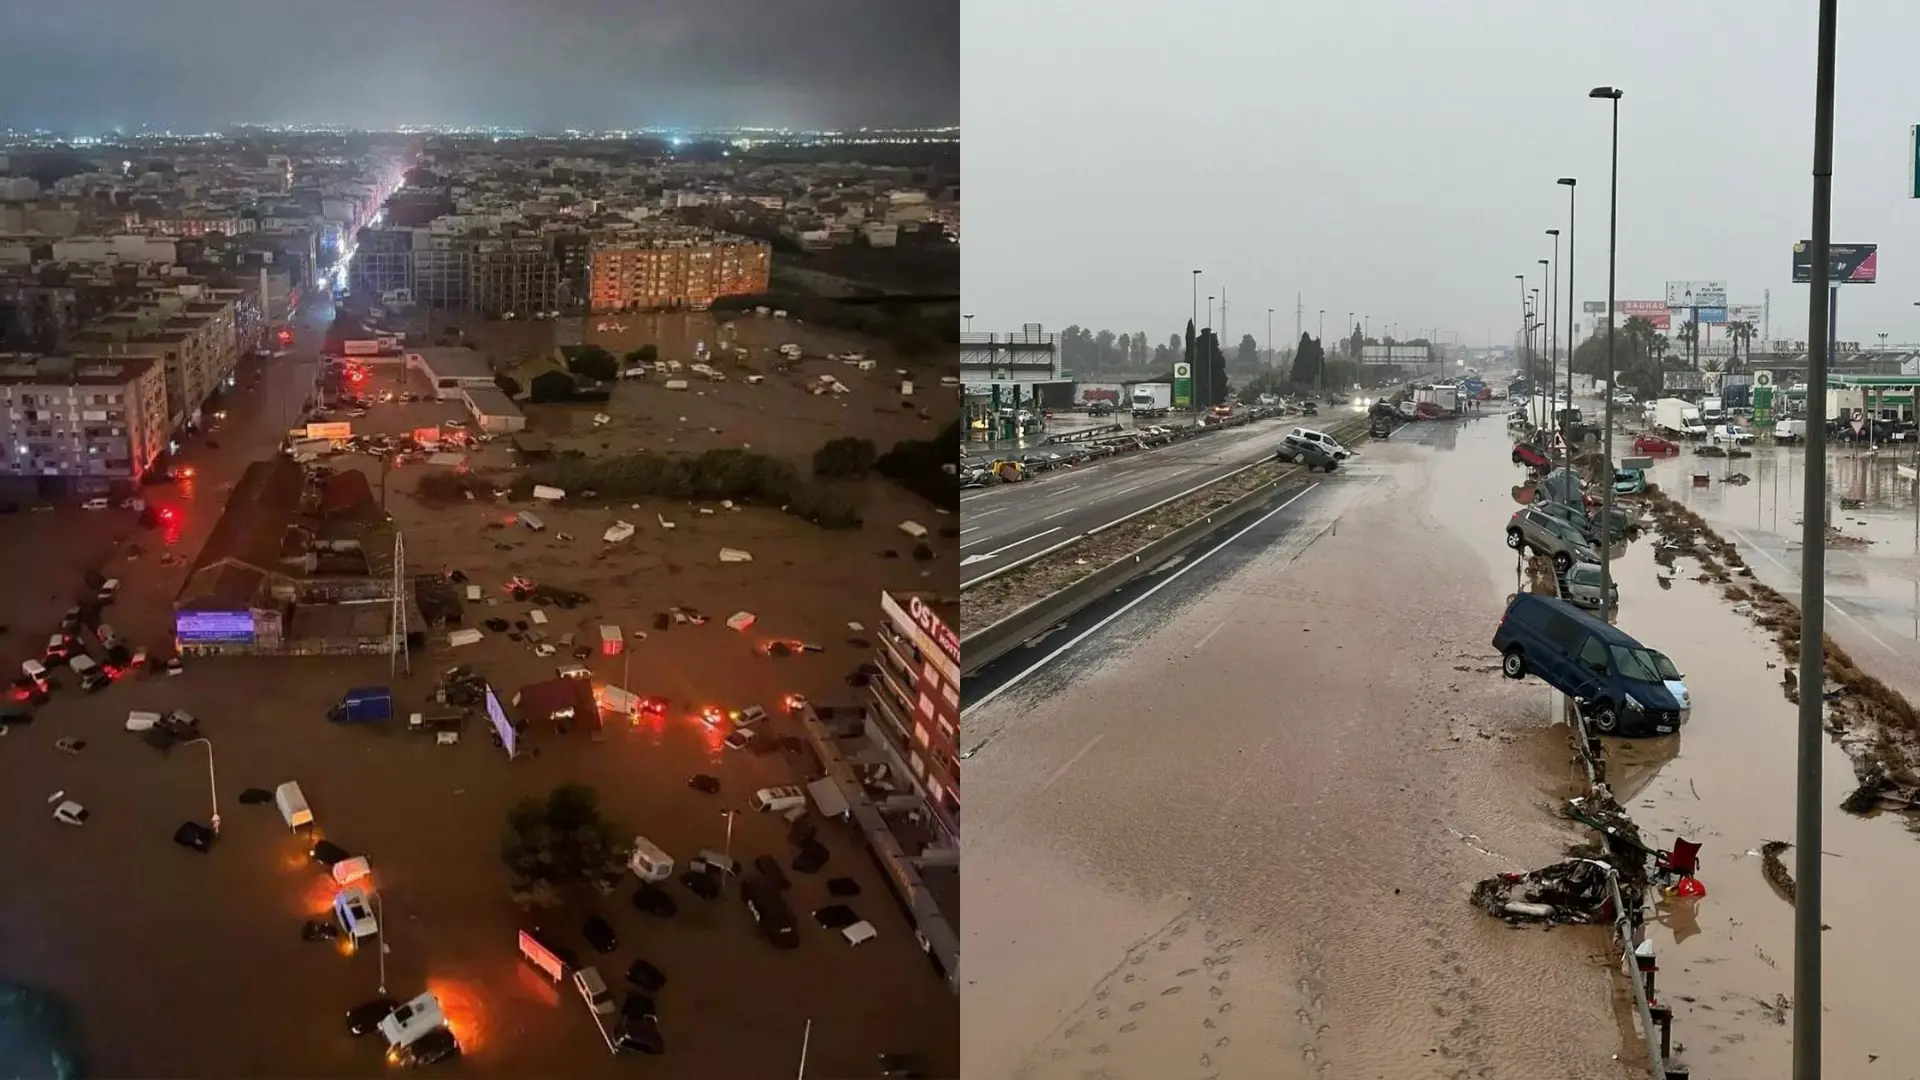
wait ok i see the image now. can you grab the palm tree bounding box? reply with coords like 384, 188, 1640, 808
1675, 320, 1699, 365
1727, 319, 1756, 371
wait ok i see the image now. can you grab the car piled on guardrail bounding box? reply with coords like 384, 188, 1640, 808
958, 407, 1295, 489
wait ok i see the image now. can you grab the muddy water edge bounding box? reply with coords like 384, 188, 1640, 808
1584, 452, 1920, 1075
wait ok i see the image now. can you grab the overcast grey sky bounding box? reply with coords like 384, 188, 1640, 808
963, 0, 1920, 350
0, 0, 957, 131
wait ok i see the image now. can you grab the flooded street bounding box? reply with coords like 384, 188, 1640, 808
962, 419, 1628, 1079
1606, 426, 1920, 1074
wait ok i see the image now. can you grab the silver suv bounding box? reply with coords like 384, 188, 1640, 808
1505, 507, 1599, 570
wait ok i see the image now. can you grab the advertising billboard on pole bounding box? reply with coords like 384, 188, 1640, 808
1171, 362, 1193, 409
1616, 300, 1671, 330
1665, 280, 1728, 310
1791, 241, 1877, 284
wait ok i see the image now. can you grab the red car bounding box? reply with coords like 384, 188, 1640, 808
1512, 442, 1552, 469
1633, 434, 1679, 455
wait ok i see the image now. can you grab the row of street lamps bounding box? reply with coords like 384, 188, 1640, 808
1519, 34, 1838, 1075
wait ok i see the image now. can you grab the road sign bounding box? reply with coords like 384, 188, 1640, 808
1753, 370, 1774, 388
1665, 280, 1727, 310
1851, 408, 1866, 436
1792, 241, 1877, 284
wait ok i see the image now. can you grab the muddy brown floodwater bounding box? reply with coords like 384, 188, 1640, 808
1589, 430, 1920, 1075
963, 418, 1631, 1080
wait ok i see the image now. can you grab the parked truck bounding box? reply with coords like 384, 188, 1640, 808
328, 686, 393, 724
1654, 397, 1708, 439
1129, 383, 1172, 419
1699, 396, 1725, 425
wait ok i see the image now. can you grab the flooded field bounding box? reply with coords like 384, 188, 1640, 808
0, 314, 960, 1077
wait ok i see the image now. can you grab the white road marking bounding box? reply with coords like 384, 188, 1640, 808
1040, 506, 1080, 521
1725, 526, 1898, 655
964, 483, 1322, 716
959, 527, 1063, 561
1192, 617, 1231, 652
967, 506, 1006, 520
958, 527, 980, 536
1034, 733, 1106, 797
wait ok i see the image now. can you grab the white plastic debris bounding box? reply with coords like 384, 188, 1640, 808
592, 413, 612, 426
726, 611, 758, 632
532, 485, 566, 501
665, 379, 690, 391
529, 609, 548, 625
718, 548, 754, 564
898, 520, 929, 539
848, 621, 865, 632
604, 521, 636, 543
657, 514, 676, 530
900, 380, 914, 396
448, 628, 484, 647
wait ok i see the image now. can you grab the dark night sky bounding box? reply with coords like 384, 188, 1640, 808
0, 0, 957, 132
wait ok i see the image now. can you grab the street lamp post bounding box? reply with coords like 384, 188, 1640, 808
1347, 311, 1355, 358
963, 314, 974, 334
1546, 235, 1562, 467
184, 737, 219, 833
1267, 307, 1274, 368
1791, 8, 1837, 1079
721, 809, 739, 877
1592, 84, 1624, 631
1516, 274, 1529, 425
1559, 178, 1578, 475
375, 890, 388, 994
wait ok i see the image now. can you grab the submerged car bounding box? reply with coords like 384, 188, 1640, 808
1512, 442, 1553, 470
1613, 468, 1646, 495
1492, 592, 1689, 736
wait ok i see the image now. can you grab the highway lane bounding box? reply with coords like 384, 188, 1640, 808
958, 409, 1366, 583
959, 421, 1627, 1080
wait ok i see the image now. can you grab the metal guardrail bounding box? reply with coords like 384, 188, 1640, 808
959, 419, 1369, 675
1565, 694, 1686, 1078
962, 418, 1367, 592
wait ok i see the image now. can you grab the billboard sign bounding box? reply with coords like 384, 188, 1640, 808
1689, 308, 1728, 325
1663, 371, 1705, 392
1616, 300, 1671, 330
1582, 301, 1608, 315
306, 421, 352, 441
1791, 241, 1877, 284
1171, 361, 1193, 409
1665, 280, 1728, 310
1727, 303, 1765, 327
484, 683, 517, 759
175, 610, 256, 644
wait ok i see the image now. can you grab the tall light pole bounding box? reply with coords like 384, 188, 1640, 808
1793, 7, 1837, 1078
1532, 288, 1543, 426
1206, 296, 1216, 409
721, 809, 739, 877
963, 314, 974, 334
1318, 309, 1325, 345
1267, 307, 1275, 368
375, 890, 388, 994
1192, 270, 1202, 408
1558, 178, 1578, 474
1546, 237, 1561, 463
184, 737, 219, 833
1516, 274, 1529, 423
1592, 84, 1623, 636
1347, 311, 1355, 358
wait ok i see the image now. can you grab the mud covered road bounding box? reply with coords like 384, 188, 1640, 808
961, 417, 1629, 1080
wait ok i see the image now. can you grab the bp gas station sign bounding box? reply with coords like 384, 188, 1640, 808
1751, 370, 1775, 427
1173, 362, 1193, 409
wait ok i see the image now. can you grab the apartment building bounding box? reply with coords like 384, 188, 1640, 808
352, 228, 586, 316
587, 233, 771, 313
0, 353, 169, 497
69, 295, 239, 429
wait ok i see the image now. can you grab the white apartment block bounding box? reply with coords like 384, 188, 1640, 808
0, 354, 171, 494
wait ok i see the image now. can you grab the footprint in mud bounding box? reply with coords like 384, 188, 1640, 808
1123, 973, 1137, 984
1216, 1037, 1231, 1048
1214, 968, 1231, 983
1297, 1009, 1314, 1027
1161, 986, 1184, 996
1198, 1054, 1212, 1069
1204, 1018, 1217, 1030
1208, 985, 1225, 1000
1095, 988, 1110, 1001
1128, 1001, 1147, 1013
1156, 940, 1171, 951
1095, 1007, 1109, 1021
1089, 1043, 1110, 1056
1218, 1003, 1233, 1014
1177, 968, 1199, 978
1129, 952, 1147, 966
1065, 1021, 1086, 1038
1118, 1022, 1138, 1034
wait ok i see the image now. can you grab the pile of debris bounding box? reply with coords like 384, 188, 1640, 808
1472, 859, 1621, 925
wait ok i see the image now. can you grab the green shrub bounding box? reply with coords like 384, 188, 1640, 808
812, 436, 878, 479
566, 347, 618, 382
786, 482, 865, 530
876, 420, 960, 507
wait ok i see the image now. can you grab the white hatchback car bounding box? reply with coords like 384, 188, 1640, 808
1287, 427, 1352, 460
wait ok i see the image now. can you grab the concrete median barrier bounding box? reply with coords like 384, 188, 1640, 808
960, 418, 1368, 676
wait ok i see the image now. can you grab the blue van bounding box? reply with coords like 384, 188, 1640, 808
1491, 593, 1690, 735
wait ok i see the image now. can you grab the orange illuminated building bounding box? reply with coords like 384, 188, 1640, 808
587, 233, 771, 313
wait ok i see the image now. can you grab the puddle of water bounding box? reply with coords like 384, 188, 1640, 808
1605, 532, 1920, 1075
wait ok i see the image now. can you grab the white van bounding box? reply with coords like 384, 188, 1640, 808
21, 658, 47, 683
81, 498, 109, 511
1287, 427, 1352, 460
751, 785, 808, 813
125, 710, 161, 732
573, 967, 615, 1015
275, 781, 314, 830
627, 836, 673, 882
